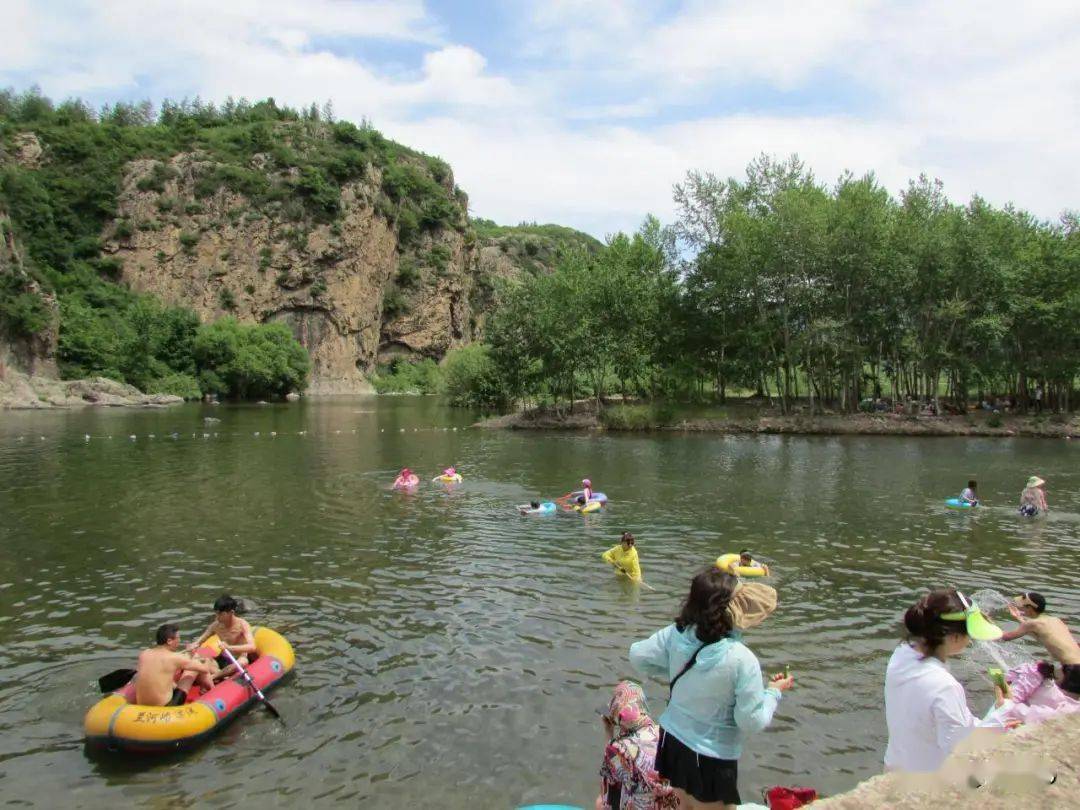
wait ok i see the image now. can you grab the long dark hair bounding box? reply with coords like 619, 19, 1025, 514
903, 588, 967, 654
675, 568, 739, 645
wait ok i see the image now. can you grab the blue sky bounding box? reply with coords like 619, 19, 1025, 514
5, 0, 1080, 237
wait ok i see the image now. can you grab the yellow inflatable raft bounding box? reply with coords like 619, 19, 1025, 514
716, 553, 769, 577
84, 627, 294, 753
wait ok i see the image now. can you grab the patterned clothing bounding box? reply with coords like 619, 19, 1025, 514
598, 681, 677, 810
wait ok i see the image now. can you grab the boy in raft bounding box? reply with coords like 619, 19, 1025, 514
602, 532, 642, 582
1019, 475, 1047, 516
189, 595, 256, 682
960, 479, 979, 506
136, 623, 215, 706
738, 550, 769, 575
1002, 592, 1080, 697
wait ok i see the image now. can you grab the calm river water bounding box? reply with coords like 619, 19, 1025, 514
1, 398, 1078, 808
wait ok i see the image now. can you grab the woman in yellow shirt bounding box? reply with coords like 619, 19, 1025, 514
602, 532, 642, 582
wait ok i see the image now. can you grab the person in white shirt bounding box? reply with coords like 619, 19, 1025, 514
884, 589, 1009, 772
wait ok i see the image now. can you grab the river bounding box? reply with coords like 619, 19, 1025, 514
1, 397, 1077, 808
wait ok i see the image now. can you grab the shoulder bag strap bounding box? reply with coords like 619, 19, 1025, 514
668, 644, 705, 699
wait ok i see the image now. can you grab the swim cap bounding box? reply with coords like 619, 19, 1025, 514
583, 478, 591, 485
1027, 475, 1045, 488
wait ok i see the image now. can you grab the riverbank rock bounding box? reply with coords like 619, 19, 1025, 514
817, 713, 1078, 808
0, 370, 182, 409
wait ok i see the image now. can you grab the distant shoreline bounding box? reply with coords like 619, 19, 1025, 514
476, 406, 1080, 439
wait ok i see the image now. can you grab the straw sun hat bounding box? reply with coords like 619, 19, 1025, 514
727, 582, 778, 630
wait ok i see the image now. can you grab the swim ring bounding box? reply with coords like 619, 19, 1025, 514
716, 553, 768, 577
84, 627, 295, 753
945, 498, 976, 510
575, 499, 603, 513
394, 475, 419, 489
519, 502, 556, 515
436, 473, 463, 484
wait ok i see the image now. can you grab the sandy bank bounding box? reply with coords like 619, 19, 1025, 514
817, 712, 1077, 808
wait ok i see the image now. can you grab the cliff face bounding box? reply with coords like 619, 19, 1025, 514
107, 151, 478, 394
2, 105, 601, 396
0, 206, 59, 378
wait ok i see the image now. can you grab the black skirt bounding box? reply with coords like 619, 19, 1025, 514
655, 726, 740, 805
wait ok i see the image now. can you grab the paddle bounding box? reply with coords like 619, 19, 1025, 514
98, 668, 137, 693
219, 647, 284, 723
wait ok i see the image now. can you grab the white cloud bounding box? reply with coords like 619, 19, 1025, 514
638, 0, 877, 89
2, 0, 1079, 237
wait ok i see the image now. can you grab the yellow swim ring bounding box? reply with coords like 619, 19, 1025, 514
436, 474, 463, 483
716, 553, 769, 577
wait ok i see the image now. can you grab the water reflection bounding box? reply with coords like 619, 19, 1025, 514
0, 402, 1077, 806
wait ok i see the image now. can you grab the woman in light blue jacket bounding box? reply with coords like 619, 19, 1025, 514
629, 569, 792, 809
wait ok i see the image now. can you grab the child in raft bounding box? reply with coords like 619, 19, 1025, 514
738, 550, 768, 575
884, 588, 1012, 773
594, 680, 678, 810
433, 466, 460, 483
959, 479, 979, 506
603, 532, 642, 582
571, 478, 595, 502
1019, 475, 1048, 516
629, 570, 792, 809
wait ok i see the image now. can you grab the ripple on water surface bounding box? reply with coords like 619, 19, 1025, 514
0, 404, 1078, 806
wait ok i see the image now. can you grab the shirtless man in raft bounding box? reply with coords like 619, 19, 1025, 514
1002, 591, 1080, 697
136, 624, 216, 706
188, 594, 256, 682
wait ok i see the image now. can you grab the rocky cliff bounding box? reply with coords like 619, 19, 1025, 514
106, 147, 478, 394
1, 97, 601, 397
0, 204, 59, 378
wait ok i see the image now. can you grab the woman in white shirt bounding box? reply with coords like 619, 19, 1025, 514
884, 589, 1007, 772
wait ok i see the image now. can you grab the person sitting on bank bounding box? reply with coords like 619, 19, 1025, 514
1002, 592, 1080, 698
959, 480, 979, 506
603, 532, 642, 582
1019, 475, 1048, 516
189, 595, 256, 682
136, 623, 215, 706
738, 550, 769, 575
